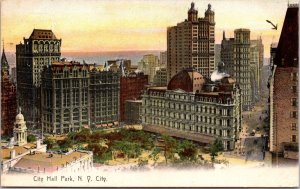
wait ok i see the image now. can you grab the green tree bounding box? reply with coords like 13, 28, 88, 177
43, 138, 56, 149
58, 138, 73, 150
209, 139, 224, 162
27, 134, 37, 143
178, 140, 198, 161
161, 135, 177, 165
113, 140, 142, 162
75, 128, 92, 142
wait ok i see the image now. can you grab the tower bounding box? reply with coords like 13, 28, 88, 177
1, 42, 9, 76
167, 3, 215, 82
1, 44, 17, 136
234, 28, 252, 110
13, 108, 27, 146
16, 29, 61, 130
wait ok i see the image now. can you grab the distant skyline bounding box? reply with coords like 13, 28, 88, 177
1, 0, 297, 57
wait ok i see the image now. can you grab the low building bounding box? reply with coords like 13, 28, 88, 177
142, 69, 242, 150
124, 100, 142, 124
120, 72, 148, 121
11, 150, 93, 173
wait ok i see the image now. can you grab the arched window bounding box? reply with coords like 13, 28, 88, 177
39, 42, 44, 52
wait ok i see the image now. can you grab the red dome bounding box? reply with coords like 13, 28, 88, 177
167, 69, 205, 92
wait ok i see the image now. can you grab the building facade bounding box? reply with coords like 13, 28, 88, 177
221, 31, 235, 76
41, 61, 120, 134
41, 61, 90, 134
234, 29, 253, 110
142, 69, 242, 150
138, 54, 159, 84
120, 72, 148, 121
89, 68, 120, 128
16, 29, 61, 129
167, 3, 215, 81
124, 100, 142, 124
269, 5, 298, 160
153, 67, 167, 86
250, 38, 264, 98
1, 48, 17, 136
159, 51, 167, 66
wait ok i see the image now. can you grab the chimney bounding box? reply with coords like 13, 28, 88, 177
10, 150, 16, 159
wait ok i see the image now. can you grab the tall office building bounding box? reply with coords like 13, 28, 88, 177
41, 61, 90, 134
250, 38, 264, 99
215, 44, 221, 67
1, 47, 17, 136
234, 29, 252, 110
16, 29, 61, 129
269, 4, 298, 160
40, 60, 120, 134
167, 2, 215, 82
221, 31, 235, 76
89, 68, 120, 128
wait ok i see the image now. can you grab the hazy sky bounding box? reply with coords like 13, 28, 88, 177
1, 0, 296, 57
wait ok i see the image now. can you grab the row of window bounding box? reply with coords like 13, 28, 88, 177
33, 43, 60, 53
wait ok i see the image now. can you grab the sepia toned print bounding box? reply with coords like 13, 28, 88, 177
0, 0, 299, 187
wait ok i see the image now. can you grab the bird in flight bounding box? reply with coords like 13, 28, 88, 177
266, 20, 277, 30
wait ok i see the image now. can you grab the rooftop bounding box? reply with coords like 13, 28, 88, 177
167, 69, 205, 93
13, 150, 91, 173
29, 29, 58, 40
274, 5, 298, 67
1, 143, 37, 160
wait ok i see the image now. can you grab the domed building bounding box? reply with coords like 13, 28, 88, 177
167, 69, 205, 93
13, 108, 27, 146
142, 69, 242, 150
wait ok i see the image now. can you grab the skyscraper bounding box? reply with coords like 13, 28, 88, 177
250, 38, 264, 99
41, 61, 90, 134
167, 2, 215, 82
16, 29, 61, 129
234, 29, 252, 110
221, 31, 235, 76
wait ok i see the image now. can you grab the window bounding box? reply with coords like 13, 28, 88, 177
291, 111, 298, 118
291, 98, 298, 107
291, 123, 297, 131
292, 86, 297, 93
292, 135, 297, 143
291, 72, 298, 81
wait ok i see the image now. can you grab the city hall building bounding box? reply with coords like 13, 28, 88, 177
142, 69, 242, 150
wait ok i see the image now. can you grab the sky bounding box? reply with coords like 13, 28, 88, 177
0, 0, 297, 57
